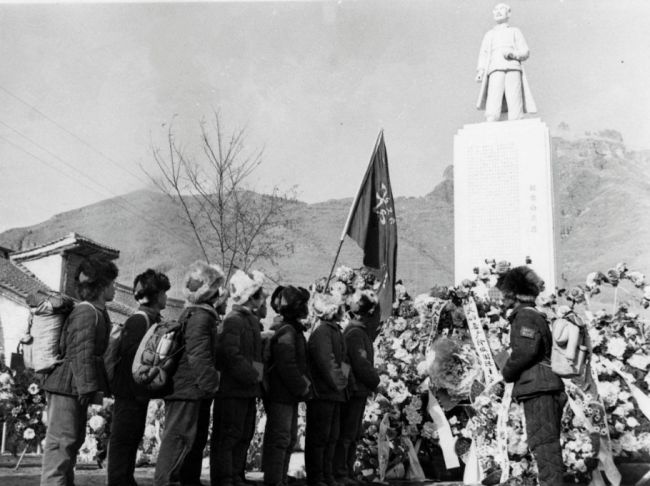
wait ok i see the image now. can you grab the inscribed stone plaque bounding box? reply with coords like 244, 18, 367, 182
453, 118, 556, 290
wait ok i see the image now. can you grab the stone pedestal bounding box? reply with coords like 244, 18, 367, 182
453, 118, 557, 290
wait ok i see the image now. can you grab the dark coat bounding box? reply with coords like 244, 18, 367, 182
216, 305, 263, 398
165, 305, 221, 400
502, 303, 564, 400
307, 319, 348, 402
110, 305, 163, 400
266, 319, 310, 404
43, 302, 111, 397
343, 319, 379, 398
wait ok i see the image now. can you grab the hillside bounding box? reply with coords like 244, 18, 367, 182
1, 130, 648, 297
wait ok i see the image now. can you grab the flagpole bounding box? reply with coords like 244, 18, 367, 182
325, 130, 384, 289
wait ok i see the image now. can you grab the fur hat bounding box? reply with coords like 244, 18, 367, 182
277, 286, 310, 318
496, 266, 543, 302
348, 290, 378, 317
311, 292, 344, 320
229, 269, 265, 305
270, 285, 285, 314
183, 261, 226, 305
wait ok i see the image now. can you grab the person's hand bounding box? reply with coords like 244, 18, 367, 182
504, 51, 516, 61
78, 392, 94, 408
475, 69, 485, 82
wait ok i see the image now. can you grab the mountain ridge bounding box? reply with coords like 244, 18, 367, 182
2, 131, 648, 297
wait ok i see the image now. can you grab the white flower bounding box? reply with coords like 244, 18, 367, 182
386, 363, 398, 376
393, 347, 411, 364
27, 383, 40, 395
606, 336, 627, 359
23, 428, 35, 440
144, 424, 157, 439
0, 372, 13, 388
628, 353, 650, 371
626, 416, 640, 428
588, 328, 604, 348
596, 380, 621, 408
88, 415, 106, 432
620, 432, 639, 451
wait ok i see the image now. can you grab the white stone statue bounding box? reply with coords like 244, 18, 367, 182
476, 3, 537, 122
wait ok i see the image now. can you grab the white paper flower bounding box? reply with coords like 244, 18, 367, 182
620, 432, 639, 451
88, 415, 106, 432
27, 383, 40, 395
606, 336, 627, 359
626, 416, 640, 428
23, 428, 35, 440
628, 353, 650, 371
597, 380, 621, 407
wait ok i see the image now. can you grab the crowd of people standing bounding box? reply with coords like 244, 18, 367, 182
38, 256, 381, 486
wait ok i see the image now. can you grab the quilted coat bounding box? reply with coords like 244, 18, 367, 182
343, 319, 379, 398
164, 305, 221, 400
43, 302, 111, 397
216, 305, 263, 398
307, 319, 348, 402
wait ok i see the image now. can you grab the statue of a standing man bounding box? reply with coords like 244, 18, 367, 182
476, 4, 537, 122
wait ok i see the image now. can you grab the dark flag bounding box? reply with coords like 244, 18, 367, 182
344, 131, 397, 321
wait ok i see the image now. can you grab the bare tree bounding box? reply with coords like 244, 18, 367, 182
146, 111, 296, 279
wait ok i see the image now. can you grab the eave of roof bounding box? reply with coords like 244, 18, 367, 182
10, 232, 119, 262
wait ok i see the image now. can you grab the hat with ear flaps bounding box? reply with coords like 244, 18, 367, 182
496, 265, 544, 302
229, 269, 265, 305
311, 292, 344, 321
348, 289, 379, 317
183, 261, 226, 305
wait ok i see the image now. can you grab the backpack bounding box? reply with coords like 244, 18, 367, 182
131, 312, 187, 391
20, 292, 75, 372
551, 312, 589, 378
104, 311, 150, 384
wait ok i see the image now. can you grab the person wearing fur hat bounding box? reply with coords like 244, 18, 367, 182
305, 292, 349, 486
108, 269, 170, 486
495, 266, 565, 486
262, 285, 312, 486
334, 291, 381, 486
154, 261, 223, 486
211, 269, 266, 486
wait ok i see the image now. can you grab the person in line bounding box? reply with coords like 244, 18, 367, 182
262, 285, 312, 486
108, 269, 171, 486
334, 291, 380, 486
211, 269, 266, 486
41, 257, 118, 486
180, 286, 229, 486
305, 293, 348, 486
495, 266, 566, 486
154, 261, 223, 486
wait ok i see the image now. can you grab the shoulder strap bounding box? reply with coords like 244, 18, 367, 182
135, 310, 151, 329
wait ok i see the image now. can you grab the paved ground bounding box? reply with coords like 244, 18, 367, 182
0, 467, 471, 486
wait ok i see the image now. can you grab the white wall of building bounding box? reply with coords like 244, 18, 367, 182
22, 255, 63, 292
0, 295, 30, 365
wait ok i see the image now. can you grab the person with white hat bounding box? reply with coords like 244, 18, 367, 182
154, 261, 223, 486
211, 269, 266, 486
305, 292, 349, 486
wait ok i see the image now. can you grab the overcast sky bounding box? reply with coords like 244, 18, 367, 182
0, 0, 649, 232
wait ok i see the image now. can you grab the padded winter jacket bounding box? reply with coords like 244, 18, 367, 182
502, 303, 564, 400
344, 319, 380, 398
216, 305, 263, 398
165, 305, 221, 400
307, 319, 348, 402
266, 319, 310, 404
43, 302, 110, 397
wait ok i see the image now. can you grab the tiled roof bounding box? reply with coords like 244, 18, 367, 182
0, 257, 51, 299
10, 232, 119, 262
